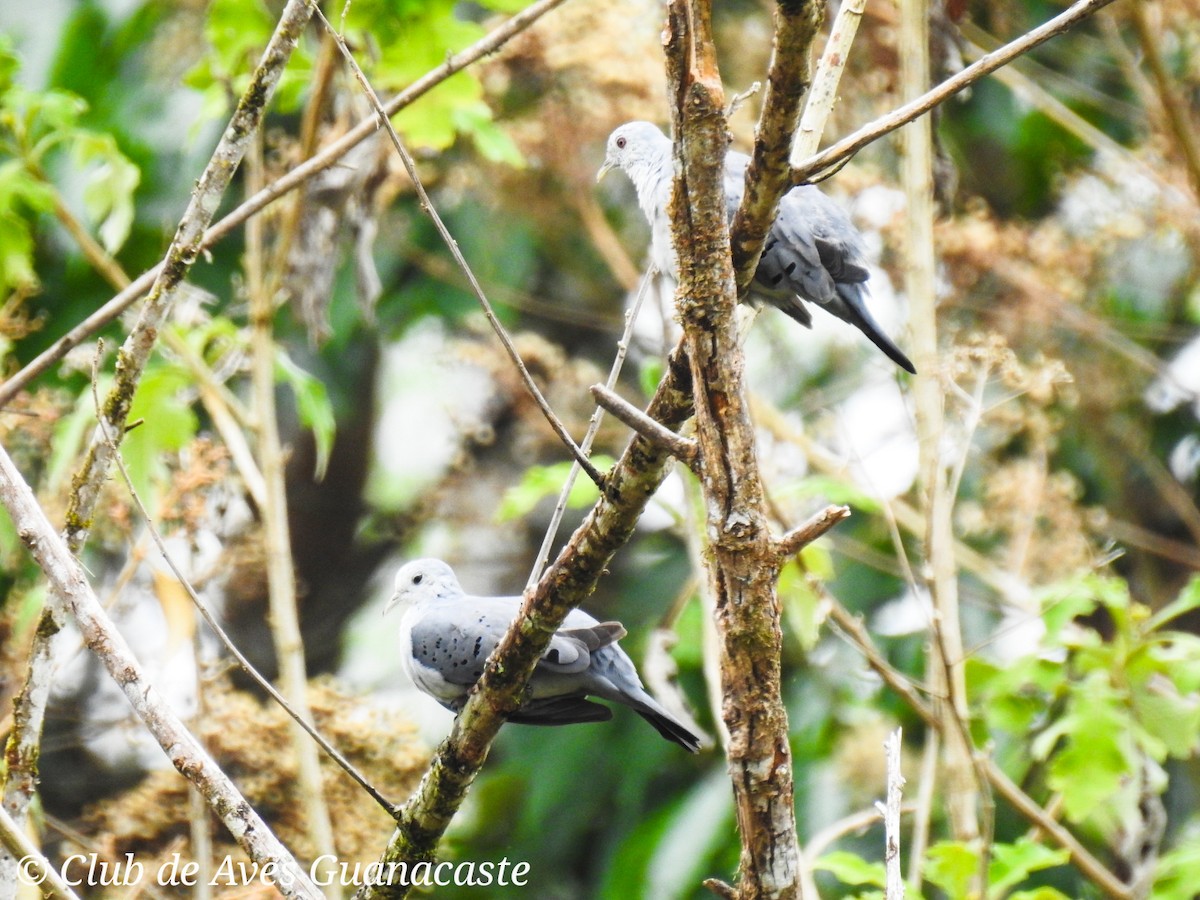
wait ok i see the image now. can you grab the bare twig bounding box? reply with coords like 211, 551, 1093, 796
1129, 2, 1200, 201
0, 443, 323, 898
0, 0, 571, 409
792, 0, 1123, 184
898, 0, 979, 850
880, 728, 905, 900
0, 804, 83, 900
776, 505, 851, 558
315, 7, 606, 493
791, 0, 868, 163
589, 383, 698, 467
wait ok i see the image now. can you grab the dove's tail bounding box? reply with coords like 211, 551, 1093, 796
832, 285, 917, 374
617, 691, 702, 753
634, 706, 703, 753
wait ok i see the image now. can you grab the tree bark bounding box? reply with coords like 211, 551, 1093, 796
663, 2, 806, 897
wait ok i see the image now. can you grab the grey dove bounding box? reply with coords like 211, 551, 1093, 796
386, 558, 701, 752
598, 121, 916, 374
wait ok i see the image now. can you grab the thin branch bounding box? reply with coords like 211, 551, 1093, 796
0, 444, 323, 898
316, 7, 607, 493
803, 806, 883, 862
791, 0, 1124, 184
83, 344, 395, 815
589, 383, 699, 467
0, 0, 571, 409
527, 268, 656, 589
1129, 2, 1200, 201
776, 504, 851, 558
245, 131, 342, 896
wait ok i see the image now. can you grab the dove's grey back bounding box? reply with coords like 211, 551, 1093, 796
601, 121, 915, 373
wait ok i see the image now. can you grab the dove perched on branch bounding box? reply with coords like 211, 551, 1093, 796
386, 558, 702, 752
598, 120, 915, 374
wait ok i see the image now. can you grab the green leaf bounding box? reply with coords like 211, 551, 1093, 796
0, 210, 38, 290
1007, 889, 1072, 900
275, 349, 336, 481
0, 34, 19, 94
74, 132, 140, 252
1038, 672, 1137, 822
1145, 575, 1200, 632
779, 557, 825, 651
123, 364, 201, 507
496, 458, 614, 522
987, 837, 1070, 897
0, 159, 58, 214
1036, 576, 1103, 640
813, 851, 888, 888
390, 71, 484, 150
1130, 676, 1200, 759
1152, 835, 1200, 900
452, 101, 524, 167
639, 358, 665, 397
924, 841, 979, 898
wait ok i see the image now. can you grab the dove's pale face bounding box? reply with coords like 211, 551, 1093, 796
597, 121, 670, 182
385, 558, 461, 615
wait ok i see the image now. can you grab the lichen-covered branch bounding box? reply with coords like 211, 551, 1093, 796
0, 443, 323, 899
664, 0, 804, 896
1, 0, 315, 862
358, 349, 695, 899
62, 0, 315, 550
0, 0, 570, 409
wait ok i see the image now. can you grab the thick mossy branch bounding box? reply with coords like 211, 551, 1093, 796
361, 349, 695, 899
729, 0, 824, 296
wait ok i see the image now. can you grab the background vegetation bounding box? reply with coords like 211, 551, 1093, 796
1, 0, 1199, 898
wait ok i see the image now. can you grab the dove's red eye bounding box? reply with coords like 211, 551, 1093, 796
616, 136, 626, 149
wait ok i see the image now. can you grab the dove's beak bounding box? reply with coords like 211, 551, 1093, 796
596, 158, 614, 183
383, 591, 401, 617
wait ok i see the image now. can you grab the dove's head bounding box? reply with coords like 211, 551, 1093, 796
597, 121, 672, 184
385, 558, 462, 616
